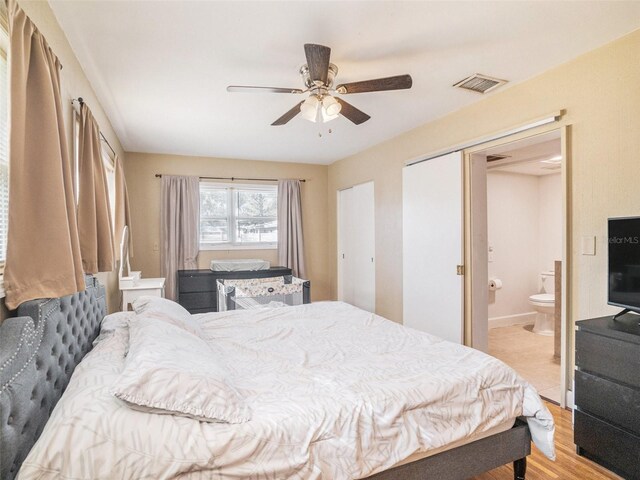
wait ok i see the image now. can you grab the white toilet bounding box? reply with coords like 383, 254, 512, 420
529, 271, 555, 336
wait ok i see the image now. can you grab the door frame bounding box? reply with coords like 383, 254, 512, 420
463, 124, 572, 408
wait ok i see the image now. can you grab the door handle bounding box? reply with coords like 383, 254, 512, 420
456, 265, 464, 275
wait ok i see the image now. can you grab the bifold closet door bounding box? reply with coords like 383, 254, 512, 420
338, 187, 355, 304
338, 182, 375, 313
402, 151, 463, 343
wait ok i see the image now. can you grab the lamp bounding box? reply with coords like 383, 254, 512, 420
322, 95, 341, 116
300, 94, 343, 123
300, 96, 320, 122
321, 107, 339, 123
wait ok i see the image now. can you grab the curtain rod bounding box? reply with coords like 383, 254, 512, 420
154, 174, 306, 183
71, 97, 117, 157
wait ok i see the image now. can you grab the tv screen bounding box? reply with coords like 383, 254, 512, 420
608, 216, 640, 312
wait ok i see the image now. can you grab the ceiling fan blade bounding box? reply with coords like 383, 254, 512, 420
335, 98, 370, 125
227, 86, 304, 94
304, 43, 331, 85
335, 74, 413, 94
271, 101, 304, 126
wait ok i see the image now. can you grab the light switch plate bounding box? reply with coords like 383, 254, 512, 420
581, 235, 596, 255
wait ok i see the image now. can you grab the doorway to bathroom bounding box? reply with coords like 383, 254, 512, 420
469, 130, 565, 405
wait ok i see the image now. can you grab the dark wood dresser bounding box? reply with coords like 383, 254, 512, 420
177, 266, 292, 313
574, 314, 640, 479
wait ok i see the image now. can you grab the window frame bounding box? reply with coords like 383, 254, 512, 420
199, 182, 278, 251
0, 25, 9, 282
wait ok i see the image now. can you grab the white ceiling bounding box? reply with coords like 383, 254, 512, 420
49, 1, 640, 165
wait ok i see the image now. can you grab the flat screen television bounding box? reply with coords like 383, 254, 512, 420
608, 216, 640, 318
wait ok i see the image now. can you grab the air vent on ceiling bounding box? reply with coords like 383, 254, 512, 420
453, 74, 508, 94
486, 154, 511, 162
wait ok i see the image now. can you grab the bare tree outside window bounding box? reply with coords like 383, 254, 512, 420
199, 183, 277, 248
236, 190, 277, 243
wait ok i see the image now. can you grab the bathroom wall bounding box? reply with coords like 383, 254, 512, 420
487, 172, 540, 323
488, 170, 562, 326
538, 173, 563, 274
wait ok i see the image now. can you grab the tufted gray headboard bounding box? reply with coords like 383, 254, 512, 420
0, 276, 106, 480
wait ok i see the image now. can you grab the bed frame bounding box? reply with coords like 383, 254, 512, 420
0, 276, 530, 480
0, 276, 106, 480
368, 422, 529, 479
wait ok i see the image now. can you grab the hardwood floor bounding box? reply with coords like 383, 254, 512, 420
471, 402, 622, 480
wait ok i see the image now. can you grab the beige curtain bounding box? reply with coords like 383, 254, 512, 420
161, 175, 199, 300
3, 0, 85, 309
277, 179, 307, 278
77, 102, 114, 273
114, 154, 132, 260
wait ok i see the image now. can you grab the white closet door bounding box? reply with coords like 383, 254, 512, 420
338, 188, 355, 304
352, 182, 375, 312
403, 152, 463, 343
337, 182, 375, 312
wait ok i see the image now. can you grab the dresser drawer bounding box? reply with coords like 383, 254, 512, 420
575, 330, 640, 388
575, 410, 640, 479
187, 307, 216, 314
178, 274, 217, 293
178, 292, 215, 310
575, 370, 640, 435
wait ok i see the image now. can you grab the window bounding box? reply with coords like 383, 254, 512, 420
72, 111, 116, 222
199, 183, 277, 249
0, 26, 8, 267
102, 148, 116, 224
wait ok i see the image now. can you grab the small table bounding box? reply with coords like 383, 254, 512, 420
120, 277, 166, 311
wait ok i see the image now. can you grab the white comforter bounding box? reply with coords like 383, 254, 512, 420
19, 301, 555, 479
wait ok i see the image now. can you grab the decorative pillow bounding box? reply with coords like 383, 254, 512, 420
111, 316, 251, 424
131, 296, 203, 337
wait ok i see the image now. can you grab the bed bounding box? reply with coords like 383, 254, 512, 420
0, 278, 554, 479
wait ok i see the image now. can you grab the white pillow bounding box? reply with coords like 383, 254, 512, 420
93, 311, 136, 346
111, 316, 251, 424
131, 296, 203, 337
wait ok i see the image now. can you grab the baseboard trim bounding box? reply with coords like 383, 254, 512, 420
489, 312, 537, 329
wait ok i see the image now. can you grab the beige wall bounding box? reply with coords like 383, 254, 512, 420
328, 29, 640, 325
124, 153, 331, 301
0, 1, 126, 315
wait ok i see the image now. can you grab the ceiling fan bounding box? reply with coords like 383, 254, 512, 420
227, 44, 412, 126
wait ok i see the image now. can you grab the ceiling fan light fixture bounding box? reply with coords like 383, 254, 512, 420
300, 95, 320, 122
229, 43, 412, 126
321, 107, 339, 123
322, 95, 342, 116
